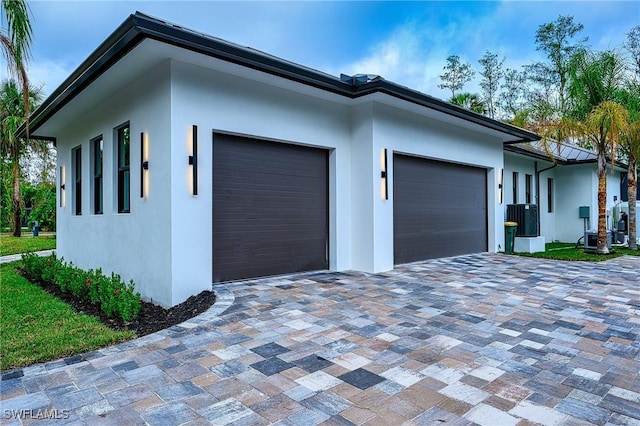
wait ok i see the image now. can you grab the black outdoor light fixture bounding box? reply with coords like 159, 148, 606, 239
189, 125, 198, 195
380, 148, 388, 200
59, 166, 66, 207
140, 132, 149, 198
498, 168, 504, 204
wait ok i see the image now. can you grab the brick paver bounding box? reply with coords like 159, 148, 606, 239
1, 253, 639, 425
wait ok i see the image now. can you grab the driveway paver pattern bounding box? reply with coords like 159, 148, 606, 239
1, 253, 639, 425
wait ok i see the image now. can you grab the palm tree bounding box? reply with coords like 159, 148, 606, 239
450, 93, 487, 114
1, 80, 41, 236
1, 0, 33, 237
564, 50, 628, 254
585, 102, 629, 254
616, 85, 640, 250
1, 0, 33, 122
622, 120, 640, 250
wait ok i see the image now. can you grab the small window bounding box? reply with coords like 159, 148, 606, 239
525, 174, 532, 204
116, 123, 130, 213
91, 136, 103, 214
547, 178, 554, 213
512, 172, 519, 204
72, 146, 82, 215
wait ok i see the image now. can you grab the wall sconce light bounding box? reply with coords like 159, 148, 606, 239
498, 168, 504, 205
380, 148, 388, 200
59, 165, 66, 207
188, 125, 198, 195
140, 132, 149, 198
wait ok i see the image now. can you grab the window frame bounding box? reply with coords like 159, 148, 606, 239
72, 145, 82, 216
91, 136, 104, 215
525, 174, 532, 204
115, 122, 131, 214
512, 171, 519, 204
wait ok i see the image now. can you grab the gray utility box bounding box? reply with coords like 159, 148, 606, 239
579, 206, 590, 219
507, 204, 538, 237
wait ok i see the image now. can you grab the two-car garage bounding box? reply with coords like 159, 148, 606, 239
212, 134, 488, 283
31, 12, 542, 307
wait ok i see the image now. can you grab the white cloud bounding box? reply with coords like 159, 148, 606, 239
27, 60, 72, 98
336, 22, 453, 99
23, 0, 634, 105
332, 1, 635, 101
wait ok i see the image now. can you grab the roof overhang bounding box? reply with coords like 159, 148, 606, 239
505, 142, 628, 171
20, 12, 540, 145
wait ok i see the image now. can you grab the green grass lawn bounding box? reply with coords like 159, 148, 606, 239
516, 242, 640, 261
0, 235, 56, 256
0, 262, 135, 371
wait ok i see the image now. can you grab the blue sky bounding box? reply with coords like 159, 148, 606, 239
16, 1, 640, 100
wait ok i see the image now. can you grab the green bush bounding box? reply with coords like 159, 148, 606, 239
21, 251, 48, 281
27, 183, 56, 231
21, 253, 141, 322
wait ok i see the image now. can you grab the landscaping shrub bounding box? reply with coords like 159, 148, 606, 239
21, 253, 141, 321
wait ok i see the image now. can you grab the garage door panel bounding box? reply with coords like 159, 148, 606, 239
394, 154, 487, 264
213, 134, 328, 282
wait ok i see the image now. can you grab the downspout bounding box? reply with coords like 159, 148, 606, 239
535, 161, 558, 236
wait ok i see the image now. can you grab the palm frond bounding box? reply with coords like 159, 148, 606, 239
1, 0, 33, 63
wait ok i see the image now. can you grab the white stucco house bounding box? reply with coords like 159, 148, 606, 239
504, 140, 637, 245
19, 12, 556, 307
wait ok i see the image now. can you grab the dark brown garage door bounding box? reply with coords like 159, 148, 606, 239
393, 154, 487, 264
213, 133, 328, 282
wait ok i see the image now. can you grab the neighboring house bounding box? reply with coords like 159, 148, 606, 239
504, 140, 635, 244
20, 12, 541, 307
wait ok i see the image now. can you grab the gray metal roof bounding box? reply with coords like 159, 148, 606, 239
505, 140, 599, 164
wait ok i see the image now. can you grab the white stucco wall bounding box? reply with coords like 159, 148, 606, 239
168, 61, 354, 298
168, 60, 509, 288
555, 165, 595, 243
56, 63, 174, 306
350, 103, 376, 272
503, 153, 556, 241
554, 164, 623, 243
53, 55, 532, 307
373, 104, 504, 256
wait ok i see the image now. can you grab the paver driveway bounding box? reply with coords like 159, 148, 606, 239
2, 253, 640, 425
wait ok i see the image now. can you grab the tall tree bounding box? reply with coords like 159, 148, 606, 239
438, 55, 475, 98
1, 0, 33, 124
625, 25, 640, 82
499, 68, 527, 121
523, 62, 557, 129
1, 80, 42, 236
622, 119, 640, 250
478, 50, 504, 118
1, 0, 34, 237
566, 50, 628, 254
622, 26, 640, 250
586, 102, 629, 254
534, 15, 588, 115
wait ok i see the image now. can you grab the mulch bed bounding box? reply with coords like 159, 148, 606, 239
18, 268, 216, 337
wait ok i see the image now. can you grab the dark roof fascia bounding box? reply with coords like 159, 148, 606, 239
21, 12, 540, 144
